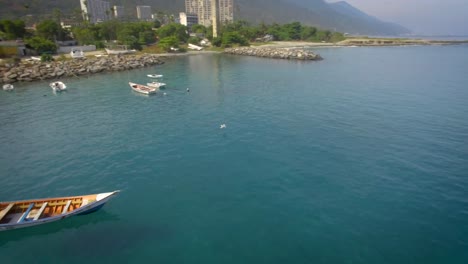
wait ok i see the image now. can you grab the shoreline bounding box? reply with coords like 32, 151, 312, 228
0, 51, 222, 84
2, 38, 466, 85
257, 38, 468, 48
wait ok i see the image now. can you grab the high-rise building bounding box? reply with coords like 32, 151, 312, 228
80, 0, 111, 24
113, 5, 124, 19
185, 0, 233, 26
180, 12, 199, 28
218, 0, 233, 24
211, 0, 219, 38
136, 6, 152, 21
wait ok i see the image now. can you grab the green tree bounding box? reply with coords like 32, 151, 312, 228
71, 25, 99, 45
316, 30, 333, 42
36, 19, 60, 40
221, 32, 249, 47
117, 27, 140, 50
301, 26, 317, 40
139, 31, 155, 45
283, 22, 302, 40
188, 36, 201, 45
330, 32, 345, 42
98, 20, 120, 40
157, 23, 188, 43
211, 37, 222, 47
191, 24, 206, 34
158, 36, 178, 51
0, 20, 26, 40
153, 19, 161, 29
25, 36, 57, 53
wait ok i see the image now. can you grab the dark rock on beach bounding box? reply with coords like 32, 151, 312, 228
0, 54, 165, 84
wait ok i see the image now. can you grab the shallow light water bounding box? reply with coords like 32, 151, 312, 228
1, 45, 467, 263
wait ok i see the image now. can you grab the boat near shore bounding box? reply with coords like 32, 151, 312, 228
0, 191, 119, 231
129, 82, 157, 95
147, 74, 163, 78
105, 45, 137, 55
2, 84, 14, 91
188, 43, 203, 51
147, 81, 166, 89
50, 81, 67, 92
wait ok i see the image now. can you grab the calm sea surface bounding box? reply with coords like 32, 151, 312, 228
1, 45, 468, 263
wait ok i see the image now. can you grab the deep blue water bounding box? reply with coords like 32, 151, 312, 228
1, 45, 468, 264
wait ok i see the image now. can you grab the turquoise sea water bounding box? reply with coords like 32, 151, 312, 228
1, 45, 468, 263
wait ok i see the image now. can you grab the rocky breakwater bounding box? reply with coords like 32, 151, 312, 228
224, 47, 322, 61
1, 54, 164, 84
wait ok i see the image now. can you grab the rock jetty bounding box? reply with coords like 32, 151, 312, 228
224, 47, 322, 60
1, 54, 164, 84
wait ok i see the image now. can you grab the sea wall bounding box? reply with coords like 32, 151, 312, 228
224, 47, 322, 60
0, 54, 164, 84
58, 45, 97, 53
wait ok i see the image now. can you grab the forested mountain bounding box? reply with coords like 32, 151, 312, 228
0, 0, 410, 35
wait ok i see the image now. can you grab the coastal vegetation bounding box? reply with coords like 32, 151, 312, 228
211, 21, 345, 47
0, 17, 346, 57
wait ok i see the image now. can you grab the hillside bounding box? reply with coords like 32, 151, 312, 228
0, 0, 410, 35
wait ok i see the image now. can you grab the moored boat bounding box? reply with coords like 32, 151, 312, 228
147, 74, 163, 78
0, 191, 119, 231
3, 84, 14, 91
188, 43, 203, 51
147, 81, 166, 89
105, 47, 136, 55
50, 81, 67, 92
129, 82, 157, 95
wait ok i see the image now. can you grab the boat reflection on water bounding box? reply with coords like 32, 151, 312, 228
0, 210, 119, 247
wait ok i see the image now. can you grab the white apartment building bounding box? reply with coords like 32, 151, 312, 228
185, 0, 233, 26
80, 0, 111, 24
218, 0, 233, 24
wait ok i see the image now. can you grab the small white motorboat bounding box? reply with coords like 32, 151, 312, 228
146, 81, 166, 89
3, 84, 14, 91
147, 74, 163, 78
129, 82, 157, 95
50, 81, 67, 92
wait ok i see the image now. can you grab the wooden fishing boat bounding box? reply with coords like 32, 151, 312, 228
129, 82, 157, 95
0, 190, 119, 231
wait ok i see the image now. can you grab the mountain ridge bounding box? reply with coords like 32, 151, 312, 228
0, 0, 410, 35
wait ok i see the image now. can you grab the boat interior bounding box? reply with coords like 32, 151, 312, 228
0, 196, 95, 225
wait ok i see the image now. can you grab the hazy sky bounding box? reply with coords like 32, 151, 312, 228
327, 0, 468, 35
